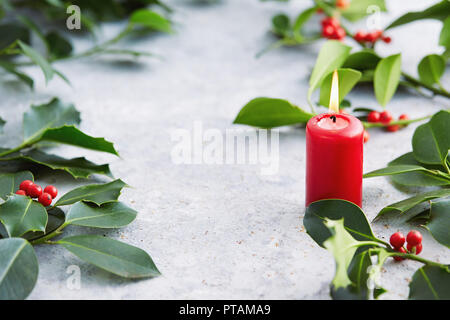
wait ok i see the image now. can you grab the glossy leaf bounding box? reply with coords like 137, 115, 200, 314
0, 171, 34, 199
293, 7, 316, 34
304, 199, 377, 247
0, 23, 29, 49
33, 125, 119, 156
376, 189, 450, 218
272, 14, 290, 37
308, 41, 351, 99
0, 238, 38, 300
426, 199, 450, 248
0, 61, 34, 89
374, 54, 402, 107
23, 98, 80, 141
418, 54, 445, 86
55, 179, 127, 206
0, 149, 113, 179
130, 9, 172, 33
319, 68, 361, 107
0, 194, 47, 237
412, 110, 450, 167
46, 31, 73, 59
409, 265, 450, 300
341, 0, 386, 22
386, 0, 450, 29
18, 40, 54, 84
439, 16, 450, 48
234, 97, 313, 128
57, 235, 160, 278
342, 50, 380, 70
65, 201, 137, 228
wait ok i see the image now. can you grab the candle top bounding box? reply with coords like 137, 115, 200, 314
317, 116, 348, 130
307, 113, 364, 139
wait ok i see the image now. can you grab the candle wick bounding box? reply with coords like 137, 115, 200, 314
330, 115, 337, 123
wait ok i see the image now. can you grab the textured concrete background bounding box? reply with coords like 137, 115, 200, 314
0, 0, 448, 299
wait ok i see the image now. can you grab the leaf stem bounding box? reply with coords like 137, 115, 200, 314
401, 72, 450, 99
30, 222, 68, 245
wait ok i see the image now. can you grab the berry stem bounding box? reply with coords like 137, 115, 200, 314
362, 114, 432, 128
30, 222, 69, 245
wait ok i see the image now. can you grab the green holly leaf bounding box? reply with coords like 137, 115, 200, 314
0, 194, 47, 237
341, 0, 386, 22
0, 23, 29, 49
57, 235, 160, 278
0, 149, 113, 179
425, 199, 450, 248
304, 199, 378, 247
65, 201, 137, 228
234, 97, 313, 128
308, 41, 351, 101
342, 50, 380, 71
23, 98, 80, 141
0, 238, 38, 300
272, 14, 291, 37
374, 54, 402, 107
0, 171, 34, 199
319, 68, 361, 107
418, 54, 446, 87
409, 265, 450, 300
45, 31, 73, 59
129, 9, 172, 33
376, 189, 450, 219
439, 16, 450, 49
17, 40, 54, 84
0, 61, 34, 89
55, 179, 127, 206
412, 110, 450, 167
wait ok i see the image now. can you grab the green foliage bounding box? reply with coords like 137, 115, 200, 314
0, 171, 34, 199
418, 54, 445, 87
374, 54, 402, 107
340, 0, 386, 22
319, 68, 361, 107
409, 265, 450, 300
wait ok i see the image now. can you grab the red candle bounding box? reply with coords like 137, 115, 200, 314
305, 71, 364, 207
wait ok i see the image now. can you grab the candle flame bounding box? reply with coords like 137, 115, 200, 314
329, 70, 339, 113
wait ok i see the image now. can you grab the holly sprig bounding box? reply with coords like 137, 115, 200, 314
364, 109, 450, 248
304, 199, 449, 300
0, 0, 172, 88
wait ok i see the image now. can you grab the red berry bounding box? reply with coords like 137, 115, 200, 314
321, 17, 340, 29
407, 230, 422, 246
15, 190, 27, 196
322, 25, 335, 38
19, 180, 33, 193
354, 30, 367, 42
393, 246, 406, 261
367, 111, 380, 123
399, 114, 409, 121
379, 110, 393, 124
382, 36, 391, 43
390, 232, 405, 249
407, 243, 423, 255
38, 192, 53, 207
336, 0, 350, 9
386, 124, 400, 132
333, 27, 346, 40
364, 32, 378, 43
28, 184, 43, 198
44, 185, 58, 198
363, 130, 370, 143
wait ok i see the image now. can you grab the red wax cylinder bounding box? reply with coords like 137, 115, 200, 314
305, 113, 364, 207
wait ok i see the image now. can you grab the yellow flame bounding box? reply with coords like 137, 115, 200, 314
329, 70, 339, 113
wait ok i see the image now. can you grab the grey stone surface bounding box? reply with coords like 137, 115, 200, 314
0, 0, 448, 300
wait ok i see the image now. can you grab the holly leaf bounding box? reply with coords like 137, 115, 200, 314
23, 98, 80, 141
0, 194, 47, 237
0, 171, 34, 199
234, 97, 313, 128
425, 198, 450, 248
17, 40, 53, 84
439, 16, 450, 48
0, 61, 34, 89
418, 54, 446, 87
45, 31, 73, 59
412, 110, 450, 167
341, 0, 386, 22
0, 238, 38, 300
0, 23, 30, 49
304, 199, 378, 247
374, 54, 402, 107
129, 9, 172, 33
65, 201, 137, 228
55, 179, 127, 206
0, 149, 113, 179
272, 14, 291, 37
342, 50, 380, 71
308, 41, 351, 100
57, 235, 160, 278
409, 265, 450, 300
293, 7, 316, 36
319, 68, 361, 107
376, 189, 450, 219
386, 0, 450, 30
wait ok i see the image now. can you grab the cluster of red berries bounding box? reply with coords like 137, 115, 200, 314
390, 230, 423, 261
353, 30, 391, 44
16, 180, 58, 207
321, 17, 346, 41
367, 110, 409, 132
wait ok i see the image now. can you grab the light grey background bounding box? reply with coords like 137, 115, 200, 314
0, 0, 448, 299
